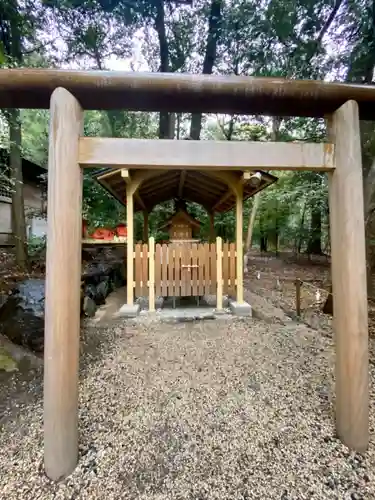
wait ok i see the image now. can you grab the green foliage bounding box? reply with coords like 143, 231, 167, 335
27, 235, 46, 257
6, 0, 375, 258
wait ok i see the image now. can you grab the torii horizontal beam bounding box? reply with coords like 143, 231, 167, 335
1, 70, 375, 119
79, 138, 334, 172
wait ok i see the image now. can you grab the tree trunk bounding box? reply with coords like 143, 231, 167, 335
307, 207, 322, 254
260, 236, 268, 253
297, 203, 307, 254
9, 108, 28, 270
154, 0, 171, 139
189, 0, 223, 140
245, 193, 260, 251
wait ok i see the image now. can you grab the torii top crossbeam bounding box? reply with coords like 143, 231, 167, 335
1, 69, 375, 118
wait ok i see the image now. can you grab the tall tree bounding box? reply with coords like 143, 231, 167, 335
0, 0, 43, 269
189, 0, 223, 139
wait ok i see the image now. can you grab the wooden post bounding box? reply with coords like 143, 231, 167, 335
126, 183, 134, 305
149, 236, 155, 312
44, 88, 83, 481
143, 210, 149, 242
216, 236, 223, 310
209, 211, 215, 242
236, 186, 244, 303
328, 100, 369, 452
295, 279, 301, 317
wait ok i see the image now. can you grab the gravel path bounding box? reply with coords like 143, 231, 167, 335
1, 317, 375, 499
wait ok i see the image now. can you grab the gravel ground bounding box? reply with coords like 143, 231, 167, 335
1, 317, 375, 500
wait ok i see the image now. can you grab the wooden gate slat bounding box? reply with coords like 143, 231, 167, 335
209, 242, 216, 294
191, 244, 198, 296
182, 244, 189, 296
168, 245, 173, 296
181, 244, 186, 296
155, 243, 162, 297
197, 244, 204, 295
203, 243, 210, 295
175, 245, 181, 297
162, 244, 168, 296
168, 245, 175, 296
135, 244, 142, 297
141, 243, 148, 296
223, 242, 229, 295
229, 242, 236, 296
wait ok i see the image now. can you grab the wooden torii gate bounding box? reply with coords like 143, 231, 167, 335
0, 70, 370, 481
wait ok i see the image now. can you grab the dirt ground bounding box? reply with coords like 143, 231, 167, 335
1, 249, 375, 499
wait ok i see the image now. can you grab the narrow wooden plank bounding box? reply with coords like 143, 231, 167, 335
216, 237, 223, 310
209, 242, 217, 295
328, 101, 369, 452
126, 184, 134, 305
222, 242, 229, 295
148, 237, 155, 312
169, 245, 175, 297
155, 244, 162, 297
175, 245, 181, 297
236, 187, 244, 303
134, 244, 142, 297
44, 88, 83, 481
197, 244, 204, 295
79, 137, 335, 172
167, 244, 173, 296
192, 244, 198, 296
141, 243, 148, 296
229, 242, 236, 296
162, 244, 168, 296
182, 244, 190, 296
203, 243, 210, 295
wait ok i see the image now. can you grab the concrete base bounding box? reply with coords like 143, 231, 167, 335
117, 303, 140, 318
203, 294, 230, 308
229, 300, 252, 317
136, 295, 164, 311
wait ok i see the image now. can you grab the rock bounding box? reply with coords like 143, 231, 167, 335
0, 334, 42, 369
96, 279, 110, 304
0, 347, 18, 372
83, 296, 97, 317
0, 279, 45, 352
0, 252, 125, 352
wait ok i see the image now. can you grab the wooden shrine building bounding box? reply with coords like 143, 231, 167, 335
95, 166, 276, 305
0, 69, 372, 481
160, 200, 201, 243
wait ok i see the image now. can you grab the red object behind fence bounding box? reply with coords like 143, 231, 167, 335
90, 228, 115, 240
116, 224, 127, 237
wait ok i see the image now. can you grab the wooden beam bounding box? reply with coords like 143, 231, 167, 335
242, 171, 251, 183
79, 137, 335, 171
216, 237, 223, 310
148, 236, 155, 312
213, 190, 232, 211
236, 185, 244, 303
328, 100, 368, 452
178, 170, 186, 197
126, 184, 134, 305
119, 170, 147, 210
121, 168, 131, 180
44, 88, 83, 481
97, 168, 122, 180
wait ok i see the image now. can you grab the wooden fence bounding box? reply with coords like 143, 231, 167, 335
134, 237, 236, 311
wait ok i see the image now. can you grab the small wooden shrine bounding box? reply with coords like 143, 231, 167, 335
160, 200, 201, 243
